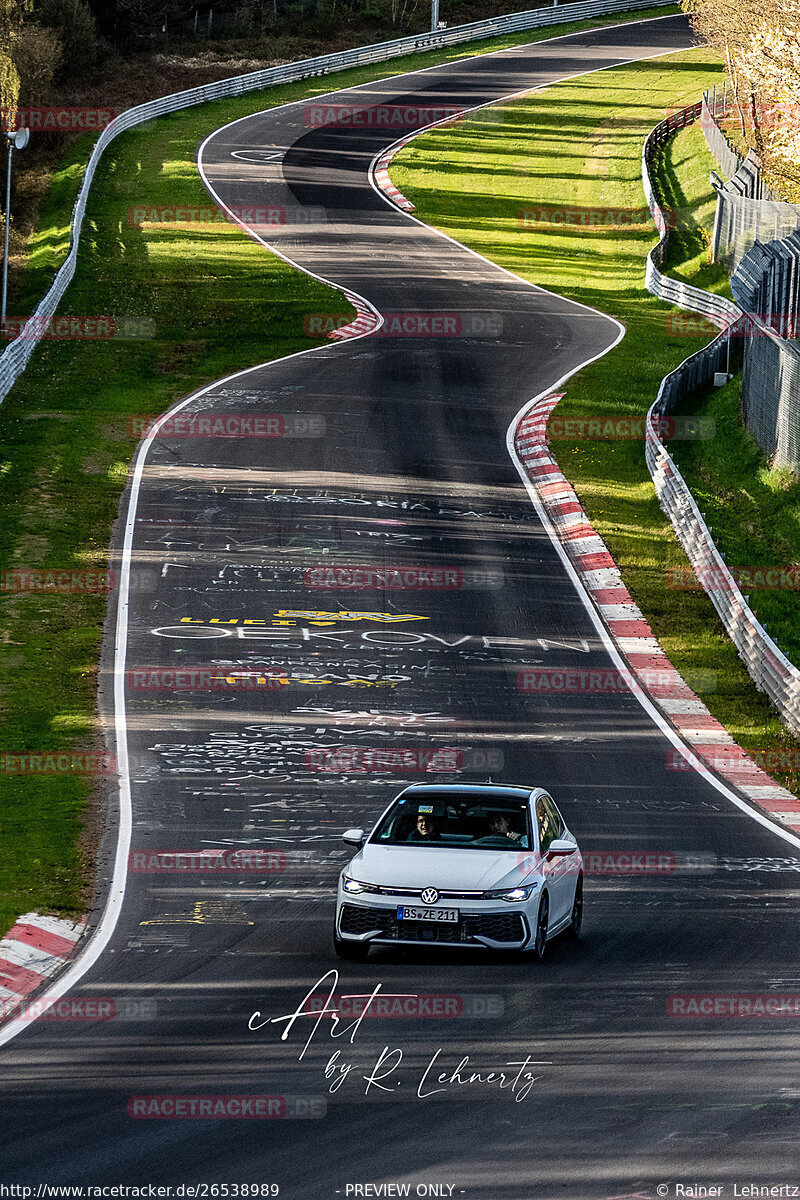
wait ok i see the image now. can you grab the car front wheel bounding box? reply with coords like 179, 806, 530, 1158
531, 893, 549, 961
566, 874, 583, 940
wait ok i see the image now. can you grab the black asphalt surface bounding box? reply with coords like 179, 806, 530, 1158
4, 16, 800, 1199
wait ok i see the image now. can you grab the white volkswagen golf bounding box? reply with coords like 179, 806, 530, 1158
334, 784, 583, 960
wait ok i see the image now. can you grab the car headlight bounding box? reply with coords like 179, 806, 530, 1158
483, 884, 539, 902
342, 875, 378, 895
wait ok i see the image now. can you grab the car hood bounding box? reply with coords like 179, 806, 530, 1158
348, 844, 537, 891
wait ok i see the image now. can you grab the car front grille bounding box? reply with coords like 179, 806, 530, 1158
340, 904, 394, 936
339, 904, 525, 944
465, 913, 526, 942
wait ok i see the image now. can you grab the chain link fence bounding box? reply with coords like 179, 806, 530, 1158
738, 322, 800, 473
700, 97, 800, 477
701, 85, 775, 195
732, 227, 800, 473
701, 89, 800, 271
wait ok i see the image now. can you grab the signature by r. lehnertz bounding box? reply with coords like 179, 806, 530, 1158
248, 969, 551, 1102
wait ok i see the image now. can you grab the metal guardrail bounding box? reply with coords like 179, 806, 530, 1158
643, 101, 740, 327
0, 0, 677, 408
642, 104, 800, 735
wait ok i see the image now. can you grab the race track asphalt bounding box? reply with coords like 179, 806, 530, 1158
3, 15, 800, 1198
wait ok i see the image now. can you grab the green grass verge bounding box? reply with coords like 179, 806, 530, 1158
670, 385, 800, 667
0, 114, 345, 937
390, 47, 800, 797
0, 6, 681, 936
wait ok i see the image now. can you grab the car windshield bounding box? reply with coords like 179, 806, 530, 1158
370, 793, 531, 850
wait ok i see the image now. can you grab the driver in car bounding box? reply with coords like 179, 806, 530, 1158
407, 812, 441, 842
487, 812, 522, 842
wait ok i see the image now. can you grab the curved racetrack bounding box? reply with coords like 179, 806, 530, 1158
3, 15, 800, 1197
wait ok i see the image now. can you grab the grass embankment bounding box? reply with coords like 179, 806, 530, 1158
0, 7, 680, 935
390, 48, 800, 795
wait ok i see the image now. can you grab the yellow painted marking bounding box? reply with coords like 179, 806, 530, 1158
140, 900, 254, 926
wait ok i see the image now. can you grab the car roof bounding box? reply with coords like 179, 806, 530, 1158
398, 784, 539, 799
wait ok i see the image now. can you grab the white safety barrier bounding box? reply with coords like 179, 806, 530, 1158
0, 0, 676, 406
642, 104, 800, 734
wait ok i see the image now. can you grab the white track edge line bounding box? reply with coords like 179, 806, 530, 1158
359, 43, 800, 845
366, 42, 696, 312
356, 41, 800, 845
0, 320, 380, 1054
507, 395, 800, 852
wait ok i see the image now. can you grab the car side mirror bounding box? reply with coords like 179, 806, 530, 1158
342, 828, 365, 849
547, 837, 577, 856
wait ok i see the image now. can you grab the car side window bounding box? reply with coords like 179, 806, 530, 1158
537, 798, 554, 854
544, 796, 565, 839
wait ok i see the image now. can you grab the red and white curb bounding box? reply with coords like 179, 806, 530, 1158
327, 290, 382, 341
374, 137, 417, 212
0, 913, 86, 1019
515, 392, 800, 826
373, 108, 470, 213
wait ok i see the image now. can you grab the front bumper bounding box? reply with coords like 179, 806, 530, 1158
336, 899, 532, 950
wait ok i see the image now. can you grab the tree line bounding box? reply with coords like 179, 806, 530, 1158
0, 0, 428, 117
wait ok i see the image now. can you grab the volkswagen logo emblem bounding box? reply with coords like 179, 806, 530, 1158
421, 887, 439, 904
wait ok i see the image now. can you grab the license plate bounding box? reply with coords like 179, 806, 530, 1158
397, 906, 459, 923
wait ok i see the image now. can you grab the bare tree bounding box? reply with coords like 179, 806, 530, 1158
14, 23, 62, 105
35, 0, 99, 72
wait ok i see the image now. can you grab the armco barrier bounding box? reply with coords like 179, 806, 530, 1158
642, 103, 800, 735
643, 101, 740, 328
0, 0, 676, 409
